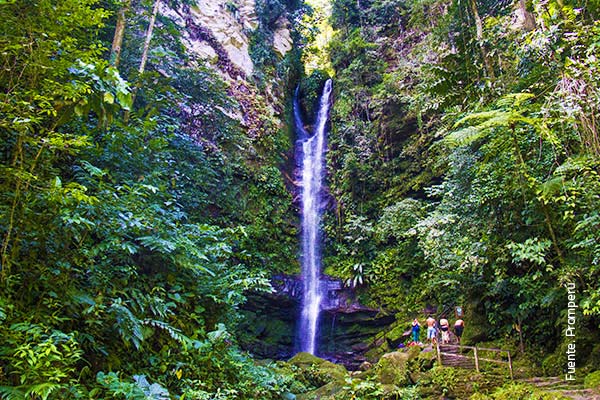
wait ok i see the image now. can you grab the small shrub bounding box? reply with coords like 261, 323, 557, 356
584, 370, 600, 389
541, 353, 562, 376
478, 382, 567, 400
429, 365, 459, 396
336, 377, 384, 400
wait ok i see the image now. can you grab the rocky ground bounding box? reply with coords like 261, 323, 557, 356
277, 347, 600, 400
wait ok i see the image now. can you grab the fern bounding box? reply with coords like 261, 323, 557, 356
0, 386, 24, 400
445, 126, 485, 146
446, 93, 560, 147
142, 319, 193, 346
137, 235, 177, 253
109, 299, 144, 349
23, 383, 62, 400
0, 383, 62, 400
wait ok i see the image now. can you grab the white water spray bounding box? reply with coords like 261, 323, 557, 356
297, 79, 333, 355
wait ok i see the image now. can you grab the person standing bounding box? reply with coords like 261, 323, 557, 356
411, 318, 421, 343
440, 317, 450, 344
454, 319, 465, 343
426, 315, 437, 344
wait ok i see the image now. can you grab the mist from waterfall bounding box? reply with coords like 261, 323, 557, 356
296, 79, 333, 355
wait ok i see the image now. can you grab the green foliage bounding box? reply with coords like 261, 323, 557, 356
0, 0, 303, 398
95, 372, 169, 399
337, 377, 384, 400
429, 366, 459, 396
584, 370, 600, 389
469, 382, 568, 400
324, 0, 600, 369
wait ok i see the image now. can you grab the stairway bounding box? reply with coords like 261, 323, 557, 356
518, 377, 600, 400
438, 344, 476, 369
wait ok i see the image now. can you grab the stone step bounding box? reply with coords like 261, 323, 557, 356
517, 377, 599, 400
544, 389, 600, 400
442, 359, 474, 365
518, 377, 584, 389
519, 376, 564, 385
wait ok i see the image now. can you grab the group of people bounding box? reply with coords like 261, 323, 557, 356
410, 316, 464, 345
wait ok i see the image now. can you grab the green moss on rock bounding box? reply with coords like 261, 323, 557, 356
375, 351, 411, 386
288, 352, 349, 389
296, 381, 345, 400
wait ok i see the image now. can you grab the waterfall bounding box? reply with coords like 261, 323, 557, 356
296, 79, 333, 355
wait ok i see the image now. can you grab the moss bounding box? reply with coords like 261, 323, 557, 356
296, 381, 344, 400
584, 370, 600, 389
299, 70, 330, 122
469, 382, 571, 400
386, 321, 410, 343
412, 348, 436, 372
365, 338, 391, 362
407, 345, 422, 360
375, 351, 411, 385
288, 352, 348, 388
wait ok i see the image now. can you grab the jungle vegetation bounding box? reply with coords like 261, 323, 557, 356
323, 0, 600, 374
1, 0, 600, 398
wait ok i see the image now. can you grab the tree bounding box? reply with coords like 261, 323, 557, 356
110, 0, 132, 67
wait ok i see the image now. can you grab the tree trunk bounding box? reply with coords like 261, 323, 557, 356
125, 0, 160, 123
518, 0, 536, 31
110, 0, 131, 67
139, 0, 160, 75
468, 0, 494, 79
516, 318, 525, 355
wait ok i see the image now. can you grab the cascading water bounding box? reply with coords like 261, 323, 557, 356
296, 79, 333, 355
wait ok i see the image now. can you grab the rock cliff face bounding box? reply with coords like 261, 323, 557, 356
238, 275, 397, 369
160, 0, 294, 138
162, 0, 292, 81
184, 0, 258, 77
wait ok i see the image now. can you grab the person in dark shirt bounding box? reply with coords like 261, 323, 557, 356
454, 319, 465, 343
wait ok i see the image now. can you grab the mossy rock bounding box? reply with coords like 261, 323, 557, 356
585, 370, 600, 389
296, 381, 344, 400
365, 339, 391, 362
412, 347, 436, 372
288, 352, 348, 377
386, 322, 411, 343
288, 352, 348, 387
406, 345, 421, 360
375, 351, 411, 386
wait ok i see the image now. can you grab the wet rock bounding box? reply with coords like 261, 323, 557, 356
238, 291, 299, 359
239, 274, 397, 369
359, 361, 373, 371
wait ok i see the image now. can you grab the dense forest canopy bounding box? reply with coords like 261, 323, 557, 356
1, 0, 600, 398
0, 0, 306, 397
323, 0, 600, 344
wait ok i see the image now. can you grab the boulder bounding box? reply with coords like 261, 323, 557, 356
288, 352, 348, 383
375, 351, 411, 386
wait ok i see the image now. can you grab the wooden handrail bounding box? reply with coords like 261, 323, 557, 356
439, 344, 508, 353
437, 343, 514, 379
